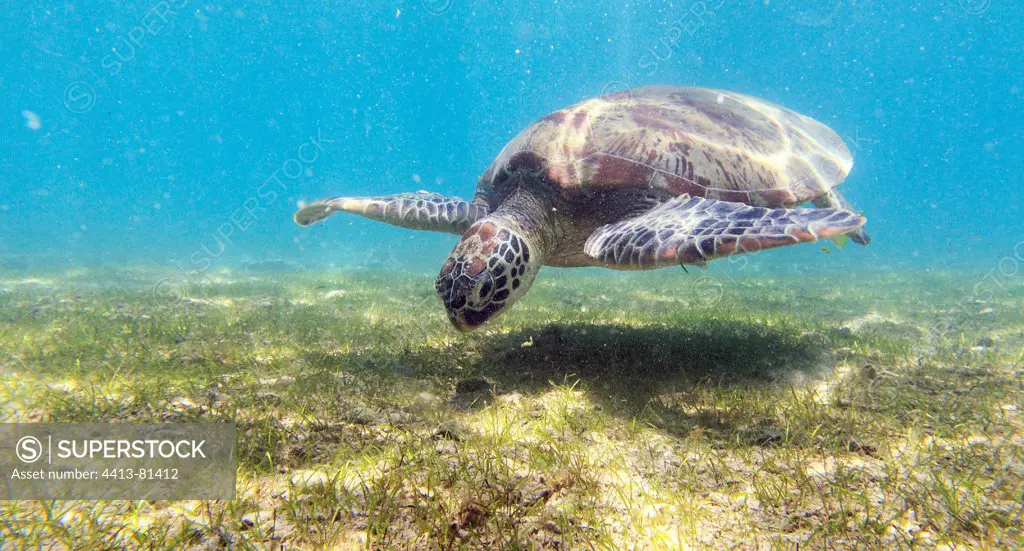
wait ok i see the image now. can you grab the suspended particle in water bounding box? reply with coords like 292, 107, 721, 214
22, 110, 41, 130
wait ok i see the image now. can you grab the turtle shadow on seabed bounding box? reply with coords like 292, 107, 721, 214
468, 320, 835, 410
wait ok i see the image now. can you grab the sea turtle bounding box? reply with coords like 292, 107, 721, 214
295, 86, 869, 331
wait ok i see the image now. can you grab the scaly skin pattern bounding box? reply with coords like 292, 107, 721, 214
812, 189, 871, 245
584, 195, 866, 269
293, 191, 488, 235
433, 187, 548, 331
434, 217, 540, 331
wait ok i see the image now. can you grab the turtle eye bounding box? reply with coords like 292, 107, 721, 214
472, 272, 495, 303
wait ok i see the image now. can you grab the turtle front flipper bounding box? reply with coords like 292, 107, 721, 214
584, 195, 866, 270
294, 191, 489, 235
812, 189, 871, 245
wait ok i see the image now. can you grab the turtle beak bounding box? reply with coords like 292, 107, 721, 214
436, 268, 476, 332
436, 276, 498, 332
440, 284, 490, 332
447, 311, 476, 332
446, 306, 499, 332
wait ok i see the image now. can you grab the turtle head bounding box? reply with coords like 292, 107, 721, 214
435, 219, 541, 332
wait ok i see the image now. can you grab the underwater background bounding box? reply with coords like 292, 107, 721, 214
3, 3, 1024, 549
2, 1, 1021, 276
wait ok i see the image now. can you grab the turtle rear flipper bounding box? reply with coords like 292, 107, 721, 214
294, 192, 489, 235
584, 195, 866, 269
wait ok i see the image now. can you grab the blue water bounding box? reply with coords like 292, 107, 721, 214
2, 1, 1021, 276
